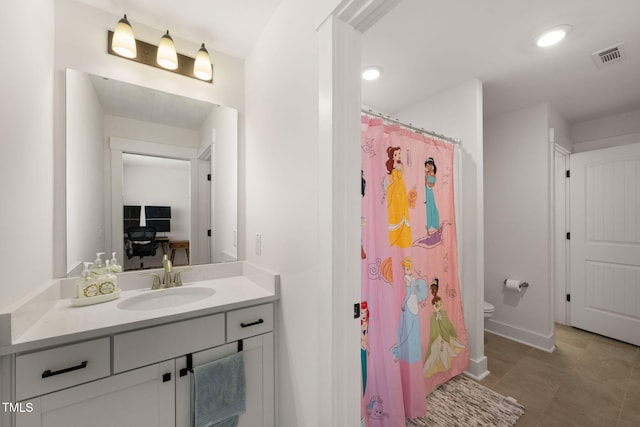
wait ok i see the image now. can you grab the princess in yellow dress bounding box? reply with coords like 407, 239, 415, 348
385, 146, 412, 248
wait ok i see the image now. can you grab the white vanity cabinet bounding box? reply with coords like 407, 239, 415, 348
12, 303, 275, 427
175, 333, 274, 427
17, 360, 176, 427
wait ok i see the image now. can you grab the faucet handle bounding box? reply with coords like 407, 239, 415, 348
141, 272, 162, 289
173, 269, 192, 287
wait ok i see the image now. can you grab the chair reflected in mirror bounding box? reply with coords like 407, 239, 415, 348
126, 226, 158, 269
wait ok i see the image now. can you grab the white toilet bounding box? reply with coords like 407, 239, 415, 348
483, 301, 495, 320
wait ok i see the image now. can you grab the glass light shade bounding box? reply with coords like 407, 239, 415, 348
111, 15, 136, 58
536, 25, 572, 48
157, 30, 178, 70
362, 66, 382, 81
194, 43, 212, 80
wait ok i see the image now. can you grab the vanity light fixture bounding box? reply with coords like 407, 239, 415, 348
157, 30, 178, 70
193, 43, 213, 81
107, 16, 213, 83
111, 14, 137, 58
536, 25, 572, 48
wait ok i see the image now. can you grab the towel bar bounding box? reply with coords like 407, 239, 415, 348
180, 353, 193, 377
179, 341, 244, 377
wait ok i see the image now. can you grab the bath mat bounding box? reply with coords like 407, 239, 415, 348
407, 375, 525, 427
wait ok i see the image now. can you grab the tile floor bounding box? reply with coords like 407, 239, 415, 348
479, 324, 639, 427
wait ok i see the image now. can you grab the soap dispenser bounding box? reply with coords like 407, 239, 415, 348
72, 260, 121, 306
90, 252, 106, 276
98, 260, 118, 295
76, 262, 98, 299
109, 252, 123, 273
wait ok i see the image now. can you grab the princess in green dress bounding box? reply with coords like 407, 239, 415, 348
423, 279, 465, 377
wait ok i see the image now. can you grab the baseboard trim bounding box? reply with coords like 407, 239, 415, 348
464, 355, 489, 380
485, 319, 555, 352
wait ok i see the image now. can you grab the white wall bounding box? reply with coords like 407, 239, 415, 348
393, 79, 487, 379
55, 0, 244, 110
572, 107, 640, 153
245, 0, 323, 424
484, 103, 555, 351
549, 105, 572, 153
0, 0, 54, 309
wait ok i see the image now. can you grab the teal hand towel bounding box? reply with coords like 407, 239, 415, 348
193, 352, 246, 427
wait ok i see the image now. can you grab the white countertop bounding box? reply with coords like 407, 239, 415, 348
1, 263, 279, 355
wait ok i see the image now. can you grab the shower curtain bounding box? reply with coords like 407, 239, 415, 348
361, 116, 469, 426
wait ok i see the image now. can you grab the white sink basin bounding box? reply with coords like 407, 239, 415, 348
117, 287, 215, 311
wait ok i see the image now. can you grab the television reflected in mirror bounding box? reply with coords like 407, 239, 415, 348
66, 68, 238, 276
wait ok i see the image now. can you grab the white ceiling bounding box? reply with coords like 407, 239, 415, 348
76, 0, 640, 126
362, 0, 640, 124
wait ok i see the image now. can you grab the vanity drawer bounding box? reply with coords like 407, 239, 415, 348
226, 303, 274, 342
113, 313, 225, 373
15, 337, 110, 401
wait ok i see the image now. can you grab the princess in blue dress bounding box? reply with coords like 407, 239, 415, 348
424, 157, 440, 233
391, 258, 429, 364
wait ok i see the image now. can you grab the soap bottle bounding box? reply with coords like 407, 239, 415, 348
97, 260, 118, 295
109, 252, 122, 273
76, 262, 99, 298
90, 252, 106, 276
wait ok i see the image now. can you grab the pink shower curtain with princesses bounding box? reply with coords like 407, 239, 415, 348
360, 116, 469, 426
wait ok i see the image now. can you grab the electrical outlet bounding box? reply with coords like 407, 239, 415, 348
233, 229, 237, 248
256, 233, 262, 255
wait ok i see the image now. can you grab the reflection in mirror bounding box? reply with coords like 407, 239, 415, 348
122, 154, 190, 271
66, 69, 238, 276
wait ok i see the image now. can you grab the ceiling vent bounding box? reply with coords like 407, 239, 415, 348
592, 43, 625, 69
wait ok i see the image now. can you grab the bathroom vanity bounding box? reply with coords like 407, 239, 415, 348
0, 262, 278, 427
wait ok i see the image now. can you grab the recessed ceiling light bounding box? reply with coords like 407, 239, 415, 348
536, 25, 572, 48
362, 66, 382, 81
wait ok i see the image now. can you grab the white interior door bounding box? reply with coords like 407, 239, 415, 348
554, 146, 570, 325
570, 142, 640, 346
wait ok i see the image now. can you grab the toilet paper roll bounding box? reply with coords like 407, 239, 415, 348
505, 279, 522, 292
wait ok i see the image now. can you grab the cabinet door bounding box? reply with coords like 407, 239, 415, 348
176, 333, 274, 427
16, 360, 175, 427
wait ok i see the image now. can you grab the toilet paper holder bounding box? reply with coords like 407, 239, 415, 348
504, 279, 529, 289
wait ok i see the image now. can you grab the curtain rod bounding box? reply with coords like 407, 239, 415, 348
361, 109, 461, 145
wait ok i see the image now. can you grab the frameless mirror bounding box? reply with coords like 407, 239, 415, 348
66, 68, 238, 276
